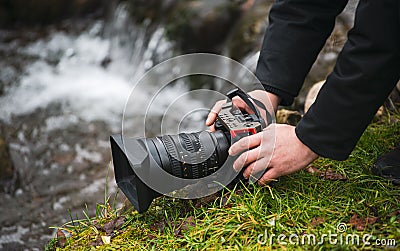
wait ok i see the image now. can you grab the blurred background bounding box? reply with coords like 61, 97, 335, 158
0, 0, 358, 249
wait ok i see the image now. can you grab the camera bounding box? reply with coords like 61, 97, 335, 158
110, 88, 270, 212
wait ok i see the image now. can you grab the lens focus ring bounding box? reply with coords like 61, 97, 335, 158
155, 131, 229, 179
162, 135, 183, 178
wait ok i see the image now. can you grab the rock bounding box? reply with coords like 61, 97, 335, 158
373, 106, 384, 122
0, 0, 104, 27
52, 152, 76, 166
127, 0, 272, 57
276, 109, 302, 126
304, 80, 325, 113
164, 0, 246, 53
0, 137, 14, 190
385, 81, 400, 111
227, 0, 272, 61
125, 0, 179, 24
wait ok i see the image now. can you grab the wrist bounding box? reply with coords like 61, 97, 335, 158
249, 90, 280, 113
268, 93, 280, 112
294, 128, 319, 165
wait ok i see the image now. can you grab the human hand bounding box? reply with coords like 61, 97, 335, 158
205, 90, 280, 131
229, 124, 318, 185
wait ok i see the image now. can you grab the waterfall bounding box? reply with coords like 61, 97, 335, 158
0, 2, 176, 129
0, 2, 198, 249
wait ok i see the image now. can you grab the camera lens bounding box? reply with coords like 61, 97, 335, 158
145, 131, 230, 179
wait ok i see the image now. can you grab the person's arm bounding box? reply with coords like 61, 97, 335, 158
208, 0, 348, 128
256, 0, 348, 106
296, 0, 400, 160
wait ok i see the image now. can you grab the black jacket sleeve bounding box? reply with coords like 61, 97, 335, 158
256, 0, 348, 105
296, 0, 400, 160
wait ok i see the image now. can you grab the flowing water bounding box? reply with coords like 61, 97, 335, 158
0, 4, 201, 249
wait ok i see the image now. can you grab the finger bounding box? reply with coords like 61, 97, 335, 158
232, 97, 258, 115
206, 100, 225, 126
232, 97, 250, 112
258, 168, 279, 186
209, 124, 216, 132
232, 146, 262, 172
229, 133, 262, 156
243, 161, 256, 179
206, 111, 217, 126
243, 157, 270, 179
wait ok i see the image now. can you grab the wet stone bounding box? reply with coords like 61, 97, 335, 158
0, 137, 15, 192
276, 109, 302, 126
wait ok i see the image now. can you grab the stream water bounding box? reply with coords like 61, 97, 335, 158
0, 4, 189, 250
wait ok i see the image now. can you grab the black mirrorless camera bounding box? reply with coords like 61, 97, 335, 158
110, 89, 270, 212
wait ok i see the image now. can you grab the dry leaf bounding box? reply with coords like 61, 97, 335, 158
181, 216, 196, 231
195, 194, 219, 207
56, 229, 67, 248
173, 216, 197, 237
349, 214, 377, 231
151, 216, 195, 238
114, 217, 125, 229
147, 233, 156, 240
311, 217, 324, 227
305, 166, 347, 181
173, 229, 181, 236
305, 166, 321, 174
103, 216, 125, 235
151, 221, 166, 232
88, 236, 103, 247
389, 210, 400, 216
322, 169, 347, 181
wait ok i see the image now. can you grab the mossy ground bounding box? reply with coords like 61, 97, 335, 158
47, 113, 400, 250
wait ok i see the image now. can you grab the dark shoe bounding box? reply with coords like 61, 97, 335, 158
372, 145, 400, 185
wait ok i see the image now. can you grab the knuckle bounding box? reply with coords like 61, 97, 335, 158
269, 159, 275, 168
254, 148, 263, 159
239, 138, 249, 149
248, 135, 259, 147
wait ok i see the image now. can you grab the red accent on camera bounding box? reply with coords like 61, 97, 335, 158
230, 128, 257, 138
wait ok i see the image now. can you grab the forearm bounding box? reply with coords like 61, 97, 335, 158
296, 0, 400, 160
256, 0, 348, 105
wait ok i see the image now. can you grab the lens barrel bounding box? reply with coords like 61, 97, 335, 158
145, 130, 230, 179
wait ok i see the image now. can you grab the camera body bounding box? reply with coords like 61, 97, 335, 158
111, 89, 266, 213
215, 101, 263, 143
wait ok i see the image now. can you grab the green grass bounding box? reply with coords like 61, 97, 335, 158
47, 113, 400, 250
